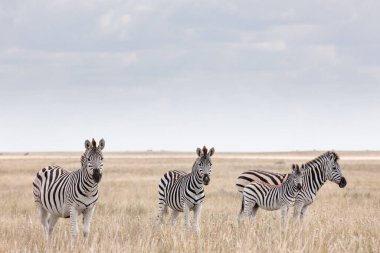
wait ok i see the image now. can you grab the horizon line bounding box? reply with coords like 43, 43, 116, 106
1, 149, 379, 154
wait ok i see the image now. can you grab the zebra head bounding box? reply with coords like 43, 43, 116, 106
325, 151, 347, 188
292, 164, 303, 190
195, 146, 215, 185
82, 138, 105, 183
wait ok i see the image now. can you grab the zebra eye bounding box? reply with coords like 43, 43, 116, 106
87, 158, 91, 162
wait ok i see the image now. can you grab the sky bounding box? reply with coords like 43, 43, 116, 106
0, 0, 379, 152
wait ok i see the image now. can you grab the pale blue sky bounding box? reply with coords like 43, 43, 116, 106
0, 0, 379, 151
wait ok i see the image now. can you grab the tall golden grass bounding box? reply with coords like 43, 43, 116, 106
0, 151, 379, 253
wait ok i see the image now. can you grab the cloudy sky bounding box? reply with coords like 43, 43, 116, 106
0, 0, 379, 152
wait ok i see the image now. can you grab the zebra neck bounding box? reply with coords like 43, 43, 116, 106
190, 169, 204, 194
304, 162, 328, 191
80, 168, 99, 197
281, 177, 297, 197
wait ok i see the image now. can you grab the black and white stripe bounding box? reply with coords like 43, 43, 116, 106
236, 170, 288, 193
236, 151, 347, 220
239, 164, 303, 223
32, 138, 105, 238
156, 146, 215, 232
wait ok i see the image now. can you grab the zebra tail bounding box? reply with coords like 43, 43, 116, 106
239, 196, 244, 215
32, 172, 42, 206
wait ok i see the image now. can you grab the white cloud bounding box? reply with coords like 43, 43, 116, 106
133, 3, 154, 12
98, 11, 113, 30
2, 46, 135, 60
306, 45, 340, 65
226, 40, 288, 52
359, 65, 380, 81
98, 11, 132, 34
253, 41, 288, 52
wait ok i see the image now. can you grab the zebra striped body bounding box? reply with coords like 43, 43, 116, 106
159, 170, 205, 212
239, 164, 303, 224
32, 138, 105, 239
156, 146, 215, 232
236, 151, 347, 220
236, 170, 288, 193
33, 165, 100, 218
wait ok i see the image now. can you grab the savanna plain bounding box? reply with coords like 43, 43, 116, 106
0, 151, 379, 253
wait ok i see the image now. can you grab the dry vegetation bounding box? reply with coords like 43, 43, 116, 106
0, 151, 379, 253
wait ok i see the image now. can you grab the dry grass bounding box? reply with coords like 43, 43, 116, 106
0, 151, 379, 253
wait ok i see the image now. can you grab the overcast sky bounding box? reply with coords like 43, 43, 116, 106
0, 0, 379, 152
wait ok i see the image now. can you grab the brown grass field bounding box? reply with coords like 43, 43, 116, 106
0, 151, 379, 253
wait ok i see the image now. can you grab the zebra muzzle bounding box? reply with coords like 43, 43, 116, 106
339, 177, 347, 188
93, 169, 102, 183
203, 175, 210, 185
296, 183, 302, 190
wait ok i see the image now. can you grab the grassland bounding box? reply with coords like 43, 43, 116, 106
0, 151, 379, 253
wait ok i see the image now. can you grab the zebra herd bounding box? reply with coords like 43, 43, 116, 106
32, 138, 347, 239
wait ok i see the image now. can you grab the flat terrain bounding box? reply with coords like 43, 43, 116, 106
0, 151, 379, 253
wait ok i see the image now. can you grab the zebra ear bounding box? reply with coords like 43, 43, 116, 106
208, 147, 215, 157
196, 148, 202, 157
85, 140, 91, 150
98, 139, 105, 150
292, 164, 299, 172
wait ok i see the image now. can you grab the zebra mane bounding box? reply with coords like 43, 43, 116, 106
304, 151, 339, 168
202, 146, 208, 156
91, 138, 97, 147
81, 155, 86, 168
328, 151, 339, 162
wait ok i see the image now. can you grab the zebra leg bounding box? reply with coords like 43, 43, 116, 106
83, 206, 95, 238
155, 201, 168, 225
281, 206, 289, 224
300, 205, 310, 221
47, 215, 59, 237
69, 207, 79, 238
243, 197, 255, 223
251, 204, 259, 220
184, 203, 190, 232
293, 204, 303, 222
293, 198, 303, 221
171, 210, 179, 227
193, 204, 202, 234
39, 206, 49, 237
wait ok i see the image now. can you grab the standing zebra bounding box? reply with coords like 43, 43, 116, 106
32, 138, 105, 239
239, 164, 303, 224
156, 146, 215, 233
235, 151, 347, 220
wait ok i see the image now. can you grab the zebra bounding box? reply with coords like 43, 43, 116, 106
156, 146, 215, 233
235, 151, 347, 221
239, 164, 303, 224
32, 138, 105, 239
